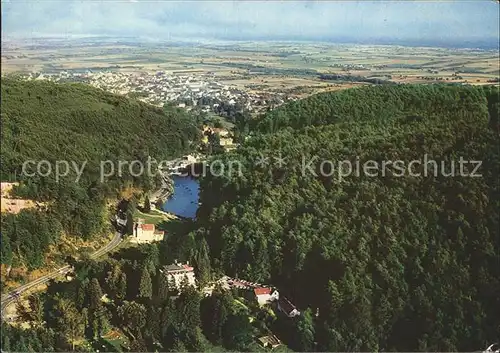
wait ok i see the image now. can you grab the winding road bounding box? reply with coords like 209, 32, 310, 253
1, 232, 122, 321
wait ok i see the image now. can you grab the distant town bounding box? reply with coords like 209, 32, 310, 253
21, 70, 297, 116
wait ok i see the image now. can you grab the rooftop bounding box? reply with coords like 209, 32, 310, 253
258, 335, 281, 348
278, 296, 297, 314
139, 223, 155, 232
164, 263, 194, 273
254, 287, 272, 296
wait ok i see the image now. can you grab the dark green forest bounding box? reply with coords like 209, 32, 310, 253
0, 242, 275, 352
252, 84, 499, 134
2, 82, 499, 352
1, 78, 199, 271
194, 84, 500, 351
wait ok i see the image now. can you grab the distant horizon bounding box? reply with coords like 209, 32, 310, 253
2, 33, 499, 51
2, 1, 498, 50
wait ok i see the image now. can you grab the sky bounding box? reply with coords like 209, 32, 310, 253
2, 1, 499, 47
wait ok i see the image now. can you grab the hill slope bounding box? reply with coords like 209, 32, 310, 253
196, 85, 500, 351
1, 78, 200, 271
253, 84, 499, 134
1, 78, 199, 188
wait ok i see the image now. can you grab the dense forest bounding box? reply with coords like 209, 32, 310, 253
0, 241, 288, 352
194, 84, 500, 351
1, 78, 200, 272
2, 82, 499, 352
252, 84, 499, 134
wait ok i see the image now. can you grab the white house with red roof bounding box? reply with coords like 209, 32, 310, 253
254, 287, 279, 306
132, 218, 165, 243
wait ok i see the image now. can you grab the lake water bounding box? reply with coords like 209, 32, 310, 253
161, 176, 200, 219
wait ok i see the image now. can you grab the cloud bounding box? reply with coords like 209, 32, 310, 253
2, 0, 498, 46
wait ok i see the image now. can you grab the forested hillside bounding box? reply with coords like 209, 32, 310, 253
253, 84, 499, 134
195, 85, 500, 351
1, 78, 199, 272
1, 78, 199, 189
2, 81, 498, 352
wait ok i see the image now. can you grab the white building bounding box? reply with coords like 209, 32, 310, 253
254, 287, 279, 306
131, 218, 165, 244
163, 262, 197, 290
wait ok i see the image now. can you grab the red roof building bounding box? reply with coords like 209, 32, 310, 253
254, 287, 279, 306
163, 262, 197, 290
139, 223, 155, 232
254, 287, 272, 296
133, 220, 165, 243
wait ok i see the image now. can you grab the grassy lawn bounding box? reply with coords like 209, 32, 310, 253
133, 208, 175, 225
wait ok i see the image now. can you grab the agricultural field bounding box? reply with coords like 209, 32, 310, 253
2, 38, 499, 94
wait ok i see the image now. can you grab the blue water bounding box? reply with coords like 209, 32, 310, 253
161, 176, 200, 219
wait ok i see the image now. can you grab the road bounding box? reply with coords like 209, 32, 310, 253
1, 232, 122, 321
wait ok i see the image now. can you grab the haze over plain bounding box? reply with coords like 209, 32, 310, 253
2, 0, 499, 48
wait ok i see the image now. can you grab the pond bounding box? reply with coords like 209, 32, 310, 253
161, 176, 200, 219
